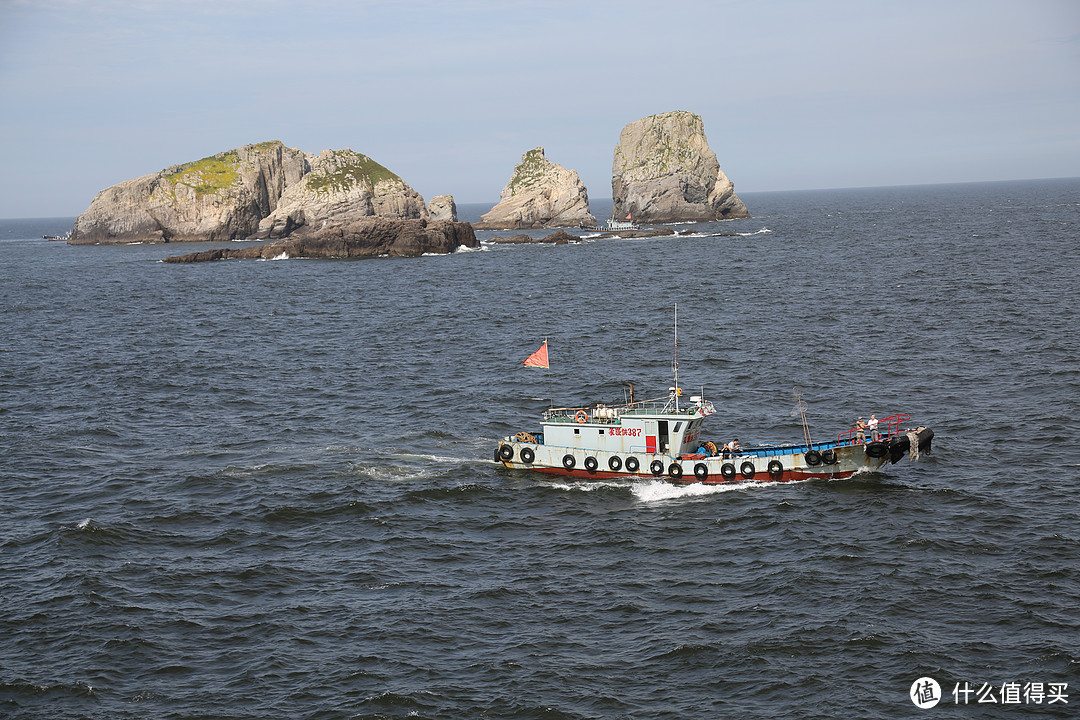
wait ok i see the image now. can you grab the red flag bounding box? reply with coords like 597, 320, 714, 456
522, 341, 549, 368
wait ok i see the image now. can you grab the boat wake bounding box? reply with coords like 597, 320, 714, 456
632, 478, 799, 502
543, 477, 802, 501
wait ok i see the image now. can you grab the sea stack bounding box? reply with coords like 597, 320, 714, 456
256, 149, 428, 239
475, 147, 596, 229
611, 111, 749, 223
426, 194, 458, 222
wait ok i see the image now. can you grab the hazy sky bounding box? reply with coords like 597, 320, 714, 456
1, 0, 1077, 218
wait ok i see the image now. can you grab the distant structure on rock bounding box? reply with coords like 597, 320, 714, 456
426, 194, 457, 222
475, 147, 595, 229
611, 111, 749, 223
69, 142, 432, 245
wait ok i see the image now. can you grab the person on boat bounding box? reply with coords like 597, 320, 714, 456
855, 417, 866, 444
722, 439, 741, 458
868, 414, 880, 441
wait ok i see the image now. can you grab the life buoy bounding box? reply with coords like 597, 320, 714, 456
668, 463, 683, 479
804, 450, 821, 466
608, 456, 622, 471
575, 410, 589, 424
694, 463, 709, 480
821, 449, 837, 465
721, 462, 736, 479
562, 454, 576, 469
740, 461, 756, 480
768, 460, 784, 479
866, 441, 888, 458
584, 456, 599, 472
625, 456, 640, 472
650, 460, 664, 476
520, 447, 534, 464
498, 444, 514, 461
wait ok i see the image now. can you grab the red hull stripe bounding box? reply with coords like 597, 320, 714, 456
513, 464, 860, 483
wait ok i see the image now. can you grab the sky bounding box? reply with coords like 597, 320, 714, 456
0, 0, 1077, 218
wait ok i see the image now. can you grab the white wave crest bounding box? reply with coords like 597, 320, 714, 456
632, 479, 760, 502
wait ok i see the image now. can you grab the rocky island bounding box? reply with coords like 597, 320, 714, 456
69, 141, 310, 245
68, 141, 471, 258
473, 147, 595, 229
611, 111, 749, 223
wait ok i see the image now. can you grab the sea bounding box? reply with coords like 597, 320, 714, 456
1, 178, 1077, 719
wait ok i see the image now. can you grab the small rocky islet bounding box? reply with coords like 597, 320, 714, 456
67, 111, 749, 262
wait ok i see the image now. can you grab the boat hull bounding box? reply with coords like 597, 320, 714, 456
496, 428, 934, 484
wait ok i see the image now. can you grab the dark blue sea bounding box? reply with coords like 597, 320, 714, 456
1, 179, 1078, 719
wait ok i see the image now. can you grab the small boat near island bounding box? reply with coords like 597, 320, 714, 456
495, 310, 934, 485
579, 214, 640, 233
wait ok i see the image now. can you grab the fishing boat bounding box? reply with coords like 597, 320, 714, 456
495, 310, 933, 484
579, 215, 640, 233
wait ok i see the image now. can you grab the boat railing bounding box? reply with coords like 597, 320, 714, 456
543, 396, 713, 423
836, 414, 911, 444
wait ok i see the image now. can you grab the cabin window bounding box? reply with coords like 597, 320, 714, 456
673, 422, 682, 433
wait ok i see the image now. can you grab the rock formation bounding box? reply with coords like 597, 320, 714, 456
163, 218, 477, 262
69, 142, 432, 244
426, 194, 457, 222
475, 147, 596, 229
611, 111, 749, 223
489, 230, 577, 245
69, 141, 310, 244
256, 149, 428, 239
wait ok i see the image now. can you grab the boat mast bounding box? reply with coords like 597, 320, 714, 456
672, 303, 680, 411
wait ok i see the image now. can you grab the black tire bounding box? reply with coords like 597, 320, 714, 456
668, 463, 683, 479
866, 441, 888, 458
721, 462, 736, 479
562, 454, 576, 469
650, 460, 664, 476
694, 463, 709, 480
821, 449, 837, 465
584, 456, 599, 472
494, 448, 502, 462
804, 450, 821, 466
625, 456, 640, 472
498, 444, 514, 461
740, 461, 756, 480
520, 447, 534, 464
608, 456, 622, 472
768, 460, 784, 479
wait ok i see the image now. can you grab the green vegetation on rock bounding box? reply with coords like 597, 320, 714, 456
305, 151, 402, 195
164, 151, 241, 197
508, 148, 551, 194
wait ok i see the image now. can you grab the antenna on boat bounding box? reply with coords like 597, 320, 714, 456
793, 387, 813, 448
